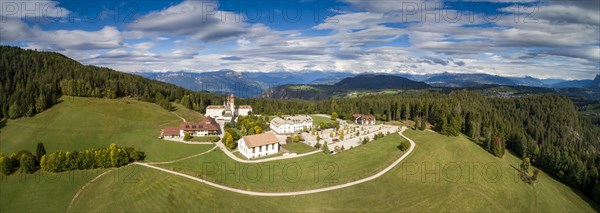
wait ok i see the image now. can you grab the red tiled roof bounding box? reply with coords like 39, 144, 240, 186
352, 113, 361, 119
202, 116, 216, 124
163, 128, 180, 136
362, 115, 375, 121
179, 122, 219, 131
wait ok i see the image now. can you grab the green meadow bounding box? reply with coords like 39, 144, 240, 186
282, 142, 316, 154
0, 97, 597, 212
67, 130, 597, 212
158, 133, 407, 192
0, 97, 214, 162
310, 115, 336, 125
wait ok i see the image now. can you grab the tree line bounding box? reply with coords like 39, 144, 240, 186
0, 46, 224, 119
0, 143, 144, 175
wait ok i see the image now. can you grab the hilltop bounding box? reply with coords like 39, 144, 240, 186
261, 74, 431, 100
0, 46, 223, 119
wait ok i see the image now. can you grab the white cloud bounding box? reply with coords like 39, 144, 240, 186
128, 0, 246, 42
2, 0, 597, 80
0, 0, 70, 19
0, 18, 122, 50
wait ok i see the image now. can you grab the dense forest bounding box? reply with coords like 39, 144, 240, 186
0, 46, 224, 119
239, 93, 600, 202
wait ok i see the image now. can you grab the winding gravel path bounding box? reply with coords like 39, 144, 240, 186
66, 169, 115, 212
134, 127, 416, 196
148, 145, 218, 165
171, 111, 186, 122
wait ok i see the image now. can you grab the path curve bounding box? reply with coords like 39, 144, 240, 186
134, 127, 416, 196
66, 169, 114, 212
171, 111, 186, 122
66, 146, 218, 212
148, 145, 218, 165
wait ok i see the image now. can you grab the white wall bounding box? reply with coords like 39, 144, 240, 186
237, 138, 279, 159
270, 122, 312, 134
205, 109, 224, 118
238, 109, 252, 116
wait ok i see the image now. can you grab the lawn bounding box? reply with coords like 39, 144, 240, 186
282, 142, 316, 154
68, 130, 598, 212
0, 96, 214, 162
2, 102, 598, 213
190, 136, 220, 142
157, 133, 407, 192
171, 102, 203, 122
310, 115, 336, 126
0, 168, 109, 212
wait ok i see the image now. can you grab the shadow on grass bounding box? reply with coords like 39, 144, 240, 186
0, 118, 6, 129
569, 185, 600, 211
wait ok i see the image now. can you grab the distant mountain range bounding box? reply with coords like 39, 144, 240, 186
400, 72, 596, 88
137, 70, 599, 98
137, 70, 353, 98
260, 74, 431, 100
335, 74, 431, 90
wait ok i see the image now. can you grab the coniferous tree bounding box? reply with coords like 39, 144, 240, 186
322, 142, 330, 154
36, 142, 46, 162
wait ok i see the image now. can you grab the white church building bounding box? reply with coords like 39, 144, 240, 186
205, 94, 252, 122
269, 115, 313, 134
237, 132, 280, 159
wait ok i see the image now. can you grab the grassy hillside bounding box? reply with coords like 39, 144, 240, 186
0, 98, 597, 211
0, 96, 213, 162
159, 133, 407, 192
0, 169, 109, 212
67, 130, 597, 212
171, 102, 204, 122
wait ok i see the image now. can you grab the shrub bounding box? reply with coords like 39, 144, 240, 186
19, 153, 36, 174
0, 154, 15, 175
314, 143, 322, 149
397, 141, 410, 151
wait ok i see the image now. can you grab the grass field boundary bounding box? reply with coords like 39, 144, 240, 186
148, 145, 218, 165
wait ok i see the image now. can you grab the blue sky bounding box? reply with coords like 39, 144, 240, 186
0, 0, 598, 79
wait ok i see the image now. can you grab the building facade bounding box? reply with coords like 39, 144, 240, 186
161, 116, 219, 139
205, 94, 252, 121
179, 116, 220, 136
269, 115, 313, 134
352, 114, 376, 125
237, 132, 280, 159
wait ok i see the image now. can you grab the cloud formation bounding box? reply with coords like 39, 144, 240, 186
0, 0, 598, 80
128, 0, 247, 42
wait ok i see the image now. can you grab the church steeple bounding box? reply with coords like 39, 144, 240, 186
227, 94, 235, 112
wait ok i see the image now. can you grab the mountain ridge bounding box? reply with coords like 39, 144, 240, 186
260, 74, 431, 100
138, 70, 598, 98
